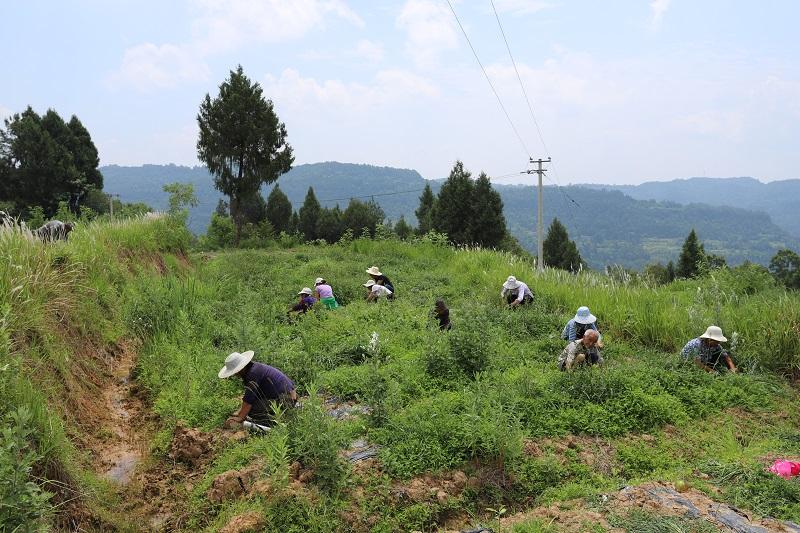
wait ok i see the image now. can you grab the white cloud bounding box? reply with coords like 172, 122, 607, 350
190, 0, 364, 54
107, 43, 210, 91
397, 0, 459, 69
110, 0, 364, 92
263, 68, 438, 111
650, 0, 671, 29
493, 0, 553, 15
355, 39, 385, 62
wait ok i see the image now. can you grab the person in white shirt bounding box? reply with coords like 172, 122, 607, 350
364, 279, 393, 302
500, 275, 533, 307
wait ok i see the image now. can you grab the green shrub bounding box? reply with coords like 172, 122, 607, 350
509, 456, 567, 498
705, 461, 800, 521
0, 407, 53, 531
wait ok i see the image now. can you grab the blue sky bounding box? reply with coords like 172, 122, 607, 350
1, 0, 798, 184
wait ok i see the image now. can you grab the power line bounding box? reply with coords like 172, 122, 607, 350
445, 0, 531, 158
490, 0, 582, 212
319, 188, 426, 203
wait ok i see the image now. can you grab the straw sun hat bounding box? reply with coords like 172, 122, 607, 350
363, 280, 376, 288
366, 266, 382, 276
218, 350, 254, 379
503, 275, 520, 290
298, 287, 313, 296
700, 325, 727, 343
573, 306, 597, 325
314, 277, 325, 285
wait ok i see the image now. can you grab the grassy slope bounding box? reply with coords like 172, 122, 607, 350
129, 238, 800, 531
0, 216, 190, 530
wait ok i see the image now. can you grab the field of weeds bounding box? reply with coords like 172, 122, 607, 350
124, 238, 800, 531
2, 219, 799, 531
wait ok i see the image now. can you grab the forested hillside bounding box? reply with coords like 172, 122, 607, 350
589, 177, 800, 238
101, 163, 799, 269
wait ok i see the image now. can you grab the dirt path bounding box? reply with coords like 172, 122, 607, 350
95, 347, 149, 485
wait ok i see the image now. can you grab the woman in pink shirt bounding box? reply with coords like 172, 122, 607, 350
314, 277, 339, 309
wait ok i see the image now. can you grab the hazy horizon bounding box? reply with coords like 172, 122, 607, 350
3, 1, 799, 185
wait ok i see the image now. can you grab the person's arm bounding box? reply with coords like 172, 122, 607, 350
366, 290, 377, 302
724, 354, 737, 373
564, 343, 578, 371
693, 357, 715, 373
226, 401, 252, 425
562, 321, 573, 341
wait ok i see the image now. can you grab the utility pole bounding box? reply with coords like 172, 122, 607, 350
527, 157, 551, 272
107, 193, 119, 218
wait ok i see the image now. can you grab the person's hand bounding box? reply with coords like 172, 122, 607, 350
730, 367, 738, 374
224, 416, 241, 429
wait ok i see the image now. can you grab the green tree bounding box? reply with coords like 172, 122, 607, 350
415, 183, 436, 234
543, 217, 583, 272
289, 211, 300, 234
162, 182, 199, 216
197, 65, 293, 245
666, 260, 676, 282
677, 229, 706, 279
394, 216, 413, 240
0, 107, 102, 216
266, 184, 292, 233
238, 192, 268, 225
469, 172, 507, 248
298, 187, 321, 240
432, 161, 474, 244
342, 198, 385, 238
316, 205, 344, 243
769, 249, 800, 290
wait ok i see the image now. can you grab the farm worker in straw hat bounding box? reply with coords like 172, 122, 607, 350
558, 330, 603, 371
366, 266, 395, 299
287, 287, 316, 317
364, 279, 392, 302
562, 306, 602, 343
500, 275, 533, 307
314, 277, 339, 309
681, 326, 737, 373
219, 351, 297, 427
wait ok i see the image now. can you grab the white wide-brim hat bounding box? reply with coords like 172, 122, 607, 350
314, 277, 325, 285
218, 350, 255, 378
573, 306, 597, 325
366, 266, 382, 276
363, 279, 375, 288
700, 325, 727, 342
503, 275, 520, 290
298, 287, 312, 295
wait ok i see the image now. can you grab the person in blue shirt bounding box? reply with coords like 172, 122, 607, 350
287, 287, 316, 317
681, 325, 737, 373
218, 351, 297, 426
562, 306, 601, 341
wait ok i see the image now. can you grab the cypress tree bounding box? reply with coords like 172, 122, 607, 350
677, 229, 705, 279
415, 183, 436, 234
469, 172, 507, 248
315, 205, 344, 243
298, 186, 321, 240
543, 217, 583, 272
266, 184, 292, 233
394, 216, 413, 240
432, 161, 474, 244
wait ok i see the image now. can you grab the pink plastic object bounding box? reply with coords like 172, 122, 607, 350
769, 460, 800, 479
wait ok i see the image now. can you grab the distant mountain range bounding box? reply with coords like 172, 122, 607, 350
100, 163, 799, 269
583, 177, 800, 238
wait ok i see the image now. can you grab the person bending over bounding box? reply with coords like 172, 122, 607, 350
681, 325, 737, 373
218, 351, 297, 426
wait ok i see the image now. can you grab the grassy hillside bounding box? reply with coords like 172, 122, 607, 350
3, 219, 800, 531
101, 163, 799, 269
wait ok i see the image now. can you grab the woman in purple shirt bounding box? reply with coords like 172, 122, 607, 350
288, 287, 317, 317
314, 277, 339, 309
219, 350, 297, 426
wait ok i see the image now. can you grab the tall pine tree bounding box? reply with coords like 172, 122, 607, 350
677, 229, 705, 279
431, 161, 474, 244
298, 186, 321, 240
469, 172, 507, 248
266, 184, 292, 233
415, 183, 436, 234
543, 218, 583, 272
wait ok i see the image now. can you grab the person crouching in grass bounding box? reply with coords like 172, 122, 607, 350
558, 330, 603, 371
288, 287, 316, 318
219, 350, 297, 427
314, 277, 339, 309
681, 326, 737, 373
